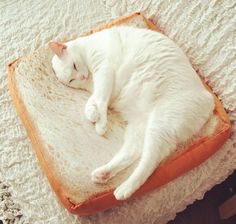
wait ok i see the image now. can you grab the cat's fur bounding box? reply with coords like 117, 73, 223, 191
49, 26, 214, 200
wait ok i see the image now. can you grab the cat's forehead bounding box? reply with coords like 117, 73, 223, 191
53, 52, 72, 67
52, 55, 72, 80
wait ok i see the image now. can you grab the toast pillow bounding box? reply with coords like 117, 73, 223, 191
8, 13, 231, 215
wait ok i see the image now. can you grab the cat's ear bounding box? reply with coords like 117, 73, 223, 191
49, 42, 67, 57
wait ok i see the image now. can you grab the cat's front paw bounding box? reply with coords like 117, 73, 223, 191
114, 181, 137, 200
91, 166, 112, 184
95, 122, 107, 136
85, 99, 100, 122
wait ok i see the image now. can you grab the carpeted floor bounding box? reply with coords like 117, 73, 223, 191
169, 171, 236, 224
1, 0, 236, 223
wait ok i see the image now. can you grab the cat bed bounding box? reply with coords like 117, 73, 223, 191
8, 13, 231, 216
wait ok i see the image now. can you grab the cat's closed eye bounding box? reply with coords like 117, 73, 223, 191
73, 63, 78, 71
69, 78, 75, 83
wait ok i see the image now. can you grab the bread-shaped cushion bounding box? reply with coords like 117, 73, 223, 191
8, 13, 231, 215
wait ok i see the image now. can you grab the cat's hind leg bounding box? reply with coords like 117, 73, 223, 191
114, 95, 213, 200
91, 122, 145, 184
114, 112, 174, 200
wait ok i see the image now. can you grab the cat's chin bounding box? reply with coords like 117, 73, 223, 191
61, 79, 93, 93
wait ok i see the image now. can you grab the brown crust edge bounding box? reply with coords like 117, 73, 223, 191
7, 12, 232, 216
7, 59, 75, 212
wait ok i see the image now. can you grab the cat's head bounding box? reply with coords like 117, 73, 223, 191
49, 42, 89, 89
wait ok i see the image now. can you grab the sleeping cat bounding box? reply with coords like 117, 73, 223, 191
49, 26, 214, 200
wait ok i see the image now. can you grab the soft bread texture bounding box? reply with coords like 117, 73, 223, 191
8, 13, 231, 215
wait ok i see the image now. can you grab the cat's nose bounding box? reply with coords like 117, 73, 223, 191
80, 75, 88, 80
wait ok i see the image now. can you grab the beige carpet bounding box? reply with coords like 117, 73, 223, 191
1, 0, 236, 223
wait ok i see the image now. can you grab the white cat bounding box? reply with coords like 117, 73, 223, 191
49, 26, 214, 200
